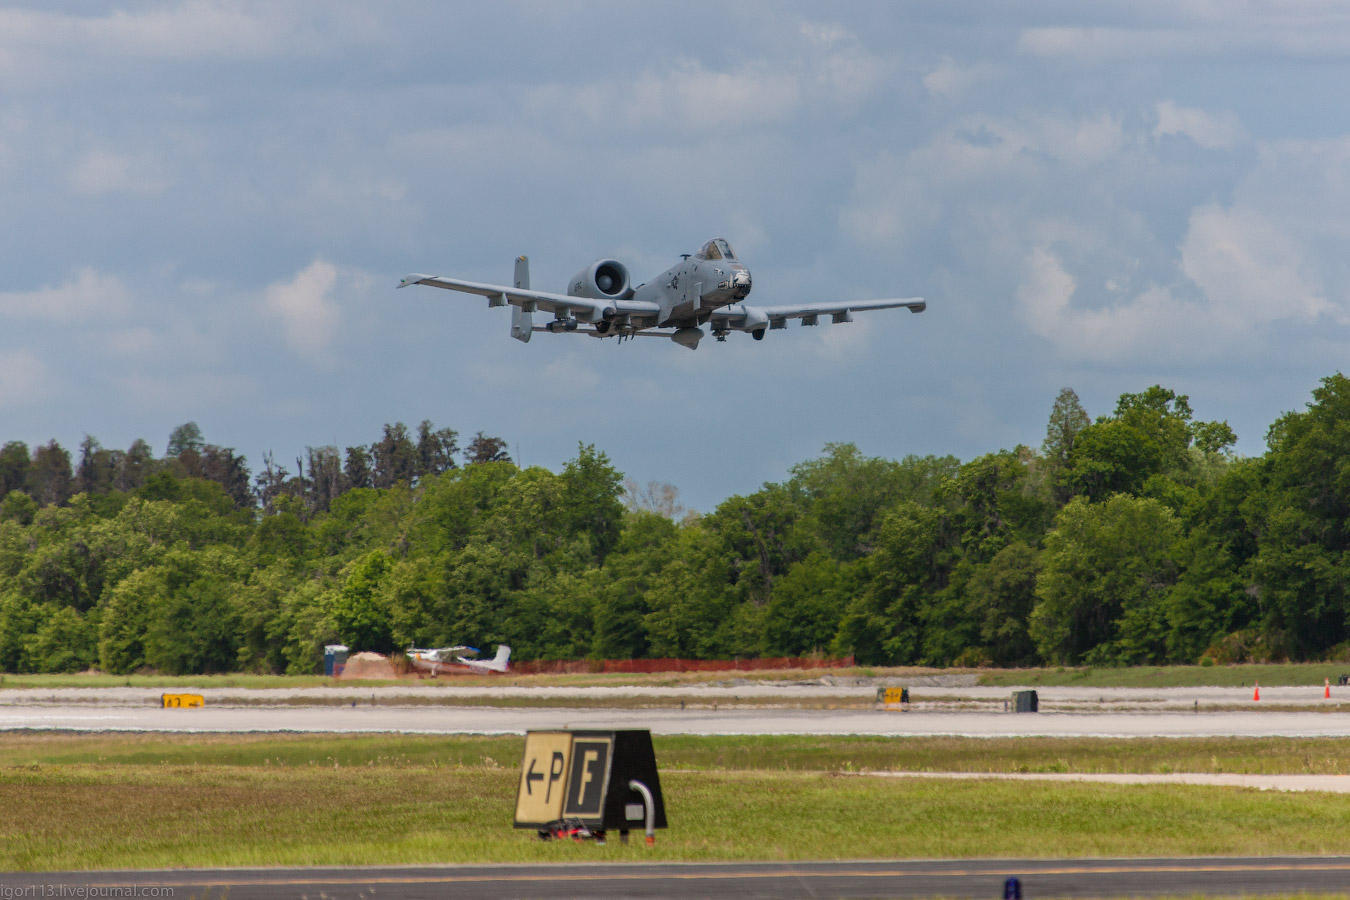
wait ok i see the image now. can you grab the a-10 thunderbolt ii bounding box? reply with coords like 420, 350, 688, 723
398, 237, 925, 350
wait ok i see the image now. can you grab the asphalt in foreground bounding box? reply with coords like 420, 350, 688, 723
7, 857, 1350, 899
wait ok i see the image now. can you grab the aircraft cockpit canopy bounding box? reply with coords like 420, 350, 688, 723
698, 238, 736, 261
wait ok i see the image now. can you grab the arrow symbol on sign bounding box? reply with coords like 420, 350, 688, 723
525, 759, 544, 795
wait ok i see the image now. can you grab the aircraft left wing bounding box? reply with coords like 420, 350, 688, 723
711, 297, 926, 332
398, 274, 659, 323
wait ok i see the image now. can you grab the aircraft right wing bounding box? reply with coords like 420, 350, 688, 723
711, 297, 926, 333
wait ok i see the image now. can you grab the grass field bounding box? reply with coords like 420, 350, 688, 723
976, 662, 1350, 688
8, 732, 1350, 775
6, 732, 1350, 871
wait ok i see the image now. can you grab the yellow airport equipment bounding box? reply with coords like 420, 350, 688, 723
161, 693, 204, 708
877, 686, 909, 706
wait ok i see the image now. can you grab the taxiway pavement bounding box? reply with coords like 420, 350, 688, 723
9, 857, 1350, 899
2, 699, 1350, 737
2, 682, 1350, 737
0, 681, 1341, 707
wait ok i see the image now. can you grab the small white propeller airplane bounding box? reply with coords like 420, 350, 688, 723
399, 237, 925, 350
406, 644, 511, 675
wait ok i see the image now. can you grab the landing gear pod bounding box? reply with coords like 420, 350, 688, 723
670, 327, 703, 350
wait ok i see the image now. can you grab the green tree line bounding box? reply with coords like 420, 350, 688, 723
5, 375, 1350, 674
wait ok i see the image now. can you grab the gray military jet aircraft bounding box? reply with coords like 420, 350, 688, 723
398, 237, 925, 350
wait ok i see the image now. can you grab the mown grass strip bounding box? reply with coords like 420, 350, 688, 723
5, 732, 1350, 776
5, 765, 1350, 871
976, 662, 1350, 688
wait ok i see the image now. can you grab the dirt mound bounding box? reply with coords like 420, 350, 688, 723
339, 651, 398, 680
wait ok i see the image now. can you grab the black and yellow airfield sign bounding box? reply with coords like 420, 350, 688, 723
514, 730, 665, 831
161, 693, 204, 708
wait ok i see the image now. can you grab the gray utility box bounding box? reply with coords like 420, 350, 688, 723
323, 644, 348, 677
1012, 690, 1039, 713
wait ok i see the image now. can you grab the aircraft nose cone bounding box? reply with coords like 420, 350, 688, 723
732, 269, 752, 299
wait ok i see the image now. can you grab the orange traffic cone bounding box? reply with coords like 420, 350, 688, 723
1326, 678, 1332, 699
1253, 682, 1260, 702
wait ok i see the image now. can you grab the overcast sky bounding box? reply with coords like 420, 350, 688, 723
4, 1, 1350, 510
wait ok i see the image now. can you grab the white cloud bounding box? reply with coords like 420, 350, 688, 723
103, 327, 158, 358
923, 57, 999, 99
1018, 203, 1331, 362
0, 3, 384, 91
522, 24, 889, 137
263, 260, 340, 361
1234, 137, 1350, 241
0, 269, 132, 323
1013, 112, 1129, 166
839, 151, 931, 247
840, 111, 1125, 248
0, 349, 49, 407
1018, 247, 1196, 361
798, 21, 890, 108
68, 150, 170, 196
1018, 27, 1206, 61
1180, 204, 1330, 323
798, 21, 852, 47
1154, 101, 1246, 149
813, 315, 877, 362
948, 112, 1125, 170
528, 60, 802, 135
1019, 9, 1350, 63
0, 3, 317, 63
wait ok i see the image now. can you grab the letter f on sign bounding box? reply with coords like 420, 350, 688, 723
580, 750, 599, 798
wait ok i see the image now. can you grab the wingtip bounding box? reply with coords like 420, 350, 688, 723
397, 274, 429, 289
909, 300, 926, 313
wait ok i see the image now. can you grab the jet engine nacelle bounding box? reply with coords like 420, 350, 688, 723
569, 259, 632, 302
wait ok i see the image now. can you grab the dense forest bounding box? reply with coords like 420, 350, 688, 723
4, 375, 1350, 674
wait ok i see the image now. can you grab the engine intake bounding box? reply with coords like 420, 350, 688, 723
569, 259, 632, 301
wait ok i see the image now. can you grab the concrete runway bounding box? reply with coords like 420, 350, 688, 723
4, 700, 1350, 737
9, 858, 1350, 899
1, 681, 1343, 706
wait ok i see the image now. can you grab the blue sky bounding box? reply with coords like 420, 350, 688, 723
4, 1, 1350, 510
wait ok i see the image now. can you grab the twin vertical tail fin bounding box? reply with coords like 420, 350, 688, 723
510, 255, 532, 343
